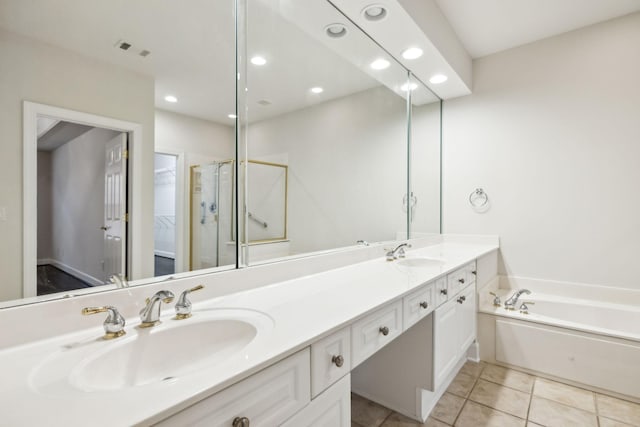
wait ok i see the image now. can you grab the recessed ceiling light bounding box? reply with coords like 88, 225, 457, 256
250, 56, 267, 66
325, 23, 348, 39
228, 114, 237, 119
402, 47, 423, 60
400, 82, 418, 92
310, 87, 324, 94
429, 74, 448, 84
363, 4, 388, 21
370, 58, 390, 70
164, 95, 178, 103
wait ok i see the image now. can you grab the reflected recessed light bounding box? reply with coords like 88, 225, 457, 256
310, 87, 324, 94
370, 58, 390, 70
363, 4, 387, 21
400, 82, 418, 92
164, 95, 178, 103
402, 47, 423, 60
228, 114, 237, 119
325, 23, 348, 38
429, 74, 448, 84
250, 56, 267, 66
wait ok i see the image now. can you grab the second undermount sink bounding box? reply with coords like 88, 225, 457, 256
30, 308, 273, 394
396, 257, 446, 268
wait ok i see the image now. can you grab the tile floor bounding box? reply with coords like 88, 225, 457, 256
351, 361, 640, 427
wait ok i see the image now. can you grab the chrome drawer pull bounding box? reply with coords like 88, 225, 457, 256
458, 278, 465, 284
233, 417, 250, 427
331, 355, 344, 367
419, 301, 428, 309
440, 289, 448, 295
379, 326, 390, 336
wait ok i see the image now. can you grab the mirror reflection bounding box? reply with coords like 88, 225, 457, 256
0, 0, 441, 307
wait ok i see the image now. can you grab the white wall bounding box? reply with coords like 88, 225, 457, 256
50, 128, 121, 283
248, 86, 409, 255
0, 29, 155, 301
442, 12, 640, 289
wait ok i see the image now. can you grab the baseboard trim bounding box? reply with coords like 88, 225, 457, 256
39, 259, 103, 287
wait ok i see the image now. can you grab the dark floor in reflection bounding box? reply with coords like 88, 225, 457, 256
155, 255, 175, 277
37, 265, 92, 295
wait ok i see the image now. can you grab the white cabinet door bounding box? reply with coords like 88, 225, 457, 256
282, 374, 351, 427
433, 297, 460, 389
458, 285, 476, 355
311, 327, 350, 398
155, 349, 310, 427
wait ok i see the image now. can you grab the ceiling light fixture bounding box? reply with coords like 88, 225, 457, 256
400, 82, 418, 92
402, 47, 423, 60
370, 58, 390, 70
362, 4, 388, 21
325, 23, 348, 39
310, 87, 324, 94
429, 74, 448, 84
250, 56, 267, 66
228, 114, 237, 119
164, 95, 178, 103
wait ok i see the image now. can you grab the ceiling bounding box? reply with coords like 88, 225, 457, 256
435, 0, 640, 58
0, 0, 435, 124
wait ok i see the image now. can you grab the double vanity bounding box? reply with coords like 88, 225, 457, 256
0, 236, 498, 426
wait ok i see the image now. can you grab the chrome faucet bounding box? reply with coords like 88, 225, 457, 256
504, 289, 531, 310
109, 274, 129, 288
139, 290, 175, 327
82, 306, 126, 339
386, 243, 412, 261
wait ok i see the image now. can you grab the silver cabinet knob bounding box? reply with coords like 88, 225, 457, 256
379, 326, 390, 336
457, 297, 465, 304
440, 288, 448, 295
233, 417, 250, 427
458, 278, 465, 284
472, 270, 477, 275
419, 301, 428, 309
332, 355, 344, 367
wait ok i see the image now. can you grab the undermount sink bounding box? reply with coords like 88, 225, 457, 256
396, 257, 446, 268
30, 308, 273, 394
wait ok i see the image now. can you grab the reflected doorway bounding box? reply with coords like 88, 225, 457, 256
154, 153, 178, 276
36, 117, 127, 295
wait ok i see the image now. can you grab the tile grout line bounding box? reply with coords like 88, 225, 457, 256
450, 363, 484, 426
526, 376, 536, 424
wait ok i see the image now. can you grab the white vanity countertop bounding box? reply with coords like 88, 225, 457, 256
0, 239, 498, 426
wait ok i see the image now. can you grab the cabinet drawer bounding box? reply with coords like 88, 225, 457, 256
311, 327, 351, 398
403, 282, 434, 329
447, 267, 467, 298
434, 277, 448, 306
155, 348, 310, 427
351, 300, 402, 367
282, 374, 351, 427
466, 261, 477, 285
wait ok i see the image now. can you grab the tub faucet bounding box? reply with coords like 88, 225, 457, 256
139, 290, 175, 327
386, 243, 412, 261
504, 289, 531, 310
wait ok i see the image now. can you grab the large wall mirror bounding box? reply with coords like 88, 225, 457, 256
0, 0, 441, 308
240, 0, 441, 264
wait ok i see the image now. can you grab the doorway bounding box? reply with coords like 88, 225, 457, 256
36, 119, 127, 295
154, 153, 178, 276
23, 101, 143, 298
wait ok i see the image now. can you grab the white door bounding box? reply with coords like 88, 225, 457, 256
103, 133, 127, 282
433, 297, 460, 389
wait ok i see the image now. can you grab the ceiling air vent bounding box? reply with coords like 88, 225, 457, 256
114, 39, 151, 58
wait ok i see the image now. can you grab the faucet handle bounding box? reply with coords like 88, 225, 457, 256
82, 306, 126, 339
175, 285, 205, 320
489, 292, 501, 307
397, 244, 412, 258
519, 301, 535, 314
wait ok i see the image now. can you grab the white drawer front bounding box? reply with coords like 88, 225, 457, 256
466, 261, 477, 285
311, 327, 351, 398
351, 300, 403, 367
282, 374, 351, 427
447, 268, 467, 298
434, 277, 448, 306
403, 282, 434, 329
155, 348, 310, 427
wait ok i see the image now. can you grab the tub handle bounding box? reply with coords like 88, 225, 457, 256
519, 301, 535, 314
489, 292, 501, 307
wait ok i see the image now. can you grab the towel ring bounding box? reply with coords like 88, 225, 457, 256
469, 188, 489, 208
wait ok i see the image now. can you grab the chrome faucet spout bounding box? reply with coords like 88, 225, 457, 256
139, 290, 175, 327
504, 289, 531, 310
386, 243, 412, 261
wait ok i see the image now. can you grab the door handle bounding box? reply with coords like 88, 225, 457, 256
100, 226, 111, 231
